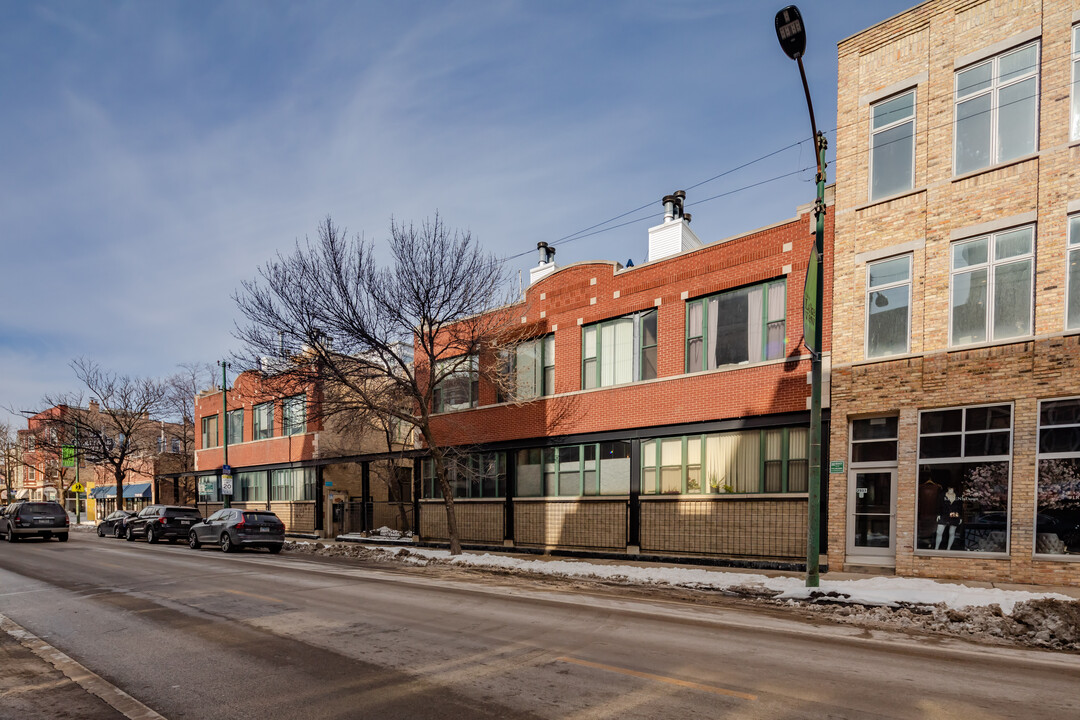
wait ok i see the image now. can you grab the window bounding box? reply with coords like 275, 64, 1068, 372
420, 452, 506, 499
227, 409, 244, 444
253, 402, 274, 440
283, 395, 306, 435
503, 335, 555, 400
1068, 216, 1080, 330
236, 471, 265, 502
1072, 25, 1079, 141
171, 438, 182, 453
642, 427, 808, 495
686, 279, 786, 372
582, 310, 657, 389
916, 404, 1012, 553
950, 225, 1033, 346
270, 467, 316, 501
1036, 398, 1080, 556
433, 356, 478, 413
866, 255, 911, 358
514, 442, 630, 497
198, 475, 221, 502
870, 90, 915, 200
201, 415, 219, 449
850, 416, 899, 464
954, 41, 1039, 175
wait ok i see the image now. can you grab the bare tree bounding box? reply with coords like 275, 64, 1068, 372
163, 362, 214, 472
0, 422, 16, 502
34, 359, 168, 511
235, 215, 526, 554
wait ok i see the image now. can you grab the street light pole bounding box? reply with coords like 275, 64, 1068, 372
220, 360, 232, 509
775, 5, 826, 588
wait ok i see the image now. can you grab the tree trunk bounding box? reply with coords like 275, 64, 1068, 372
114, 470, 125, 512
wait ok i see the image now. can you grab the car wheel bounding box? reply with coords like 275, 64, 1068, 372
146, 526, 157, 544
268, 544, 282, 554
97, 525, 106, 537
57, 533, 69, 542
115, 525, 124, 538
5, 527, 16, 543
188, 531, 200, 550
126, 526, 135, 542
220, 533, 236, 553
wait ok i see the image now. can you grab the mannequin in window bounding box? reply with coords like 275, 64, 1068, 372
935, 486, 962, 550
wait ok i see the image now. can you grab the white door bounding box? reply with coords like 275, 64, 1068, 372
847, 469, 896, 560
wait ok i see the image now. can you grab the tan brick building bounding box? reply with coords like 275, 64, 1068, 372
830, 0, 1080, 585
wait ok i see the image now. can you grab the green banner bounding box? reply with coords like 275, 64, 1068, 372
61, 445, 76, 468
803, 246, 820, 355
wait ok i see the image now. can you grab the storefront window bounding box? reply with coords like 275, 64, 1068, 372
421, 453, 506, 499
1036, 398, 1080, 556
917, 404, 1011, 553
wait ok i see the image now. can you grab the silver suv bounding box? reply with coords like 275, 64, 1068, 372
2, 502, 70, 542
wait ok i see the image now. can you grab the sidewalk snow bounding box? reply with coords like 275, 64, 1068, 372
366, 546, 1071, 615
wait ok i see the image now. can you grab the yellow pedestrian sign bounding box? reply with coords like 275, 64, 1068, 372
70, 482, 85, 493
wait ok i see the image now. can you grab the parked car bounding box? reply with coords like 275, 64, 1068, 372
125, 505, 203, 543
188, 509, 285, 553
1, 501, 70, 542
96, 509, 136, 538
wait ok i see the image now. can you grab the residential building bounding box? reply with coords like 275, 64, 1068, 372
192, 367, 414, 536
830, 0, 1080, 585
420, 190, 833, 564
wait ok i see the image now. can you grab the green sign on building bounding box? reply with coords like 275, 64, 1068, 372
829, 460, 845, 474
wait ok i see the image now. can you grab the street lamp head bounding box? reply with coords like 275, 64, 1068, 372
775, 5, 807, 60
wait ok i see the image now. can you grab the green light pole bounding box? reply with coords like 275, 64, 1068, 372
775, 4, 825, 588
220, 360, 232, 509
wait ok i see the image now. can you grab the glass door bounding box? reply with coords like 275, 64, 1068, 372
847, 469, 896, 558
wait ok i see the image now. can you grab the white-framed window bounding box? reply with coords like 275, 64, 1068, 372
916, 404, 1012, 554
950, 225, 1034, 346
954, 41, 1039, 175
870, 90, 915, 201
686, 279, 785, 372
253, 402, 274, 440
1071, 25, 1079, 141
1067, 215, 1080, 330
433, 356, 478, 413
282, 394, 306, 436
200, 415, 219, 449
582, 309, 657, 389
1035, 397, 1080, 556
865, 255, 911, 358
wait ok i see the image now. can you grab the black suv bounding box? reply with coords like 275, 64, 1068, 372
125, 505, 203, 543
2, 502, 70, 542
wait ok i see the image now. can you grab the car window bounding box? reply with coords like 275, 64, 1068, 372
243, 513, 281, 523
165, 508, 202, 519
22, 503, 64, 516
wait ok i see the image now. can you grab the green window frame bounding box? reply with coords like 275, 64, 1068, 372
200, 415, 219, 449
501, 335, 555, 401
433, 356, 479, 413
226, 408, 244, 445
515, 441, 631, 497
421, 453, 506, 499
283, 394, 306, 436
581, 309, 657, 390
253, 402, 274, 440
641, 427, 808, 495
685, 279, 786, 373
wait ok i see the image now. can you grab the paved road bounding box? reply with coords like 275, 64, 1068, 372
1, 533, 1079, 720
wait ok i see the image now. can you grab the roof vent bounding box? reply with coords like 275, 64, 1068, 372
529, 241, 558, 285
648, 190, 702, 262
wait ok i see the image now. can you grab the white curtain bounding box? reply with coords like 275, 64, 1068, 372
705, 431, 760, 493
747, 286, 764, 363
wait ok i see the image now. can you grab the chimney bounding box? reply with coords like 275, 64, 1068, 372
88, 399, 99, 414
529, 241, 558, 286
647, 189, 702, 262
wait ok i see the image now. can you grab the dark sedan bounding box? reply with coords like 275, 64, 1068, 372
126, 505, 203, 543
188, 509, 285, 553
96, 510, 135, 538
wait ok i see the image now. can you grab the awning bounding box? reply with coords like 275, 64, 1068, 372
15, 489, 30, 500
90, 486, 112, 499
123, 483, 152, 499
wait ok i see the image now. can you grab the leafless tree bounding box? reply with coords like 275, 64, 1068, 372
0, 422, 16, 502
235, 215, 527, 554
163, 362, 214, 471
34, 359, 168, 511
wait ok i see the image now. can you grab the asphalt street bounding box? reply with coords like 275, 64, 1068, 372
1, 532, 1079, 720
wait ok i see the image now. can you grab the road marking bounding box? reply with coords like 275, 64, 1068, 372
223, 588, 286, 604
557, 656, 757, 701
0, 612, 167, 720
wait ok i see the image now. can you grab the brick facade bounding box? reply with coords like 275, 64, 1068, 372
831, 0, 1080, 585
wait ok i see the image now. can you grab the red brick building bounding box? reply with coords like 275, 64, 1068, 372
420, 190, 834, 563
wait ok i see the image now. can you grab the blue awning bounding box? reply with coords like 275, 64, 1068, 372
90, 486, 112, 499
123, 483, 152, 498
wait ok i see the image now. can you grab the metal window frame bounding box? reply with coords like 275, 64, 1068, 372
1072, 25, 1080, 141
1034, 396, 1080, 559
581, 311, 654, 389
948, 224, 1035, 347
864, 254, 913, 359
683, 278, 787, 373
1067, 214, 1080, 331
868, 88, 916, 202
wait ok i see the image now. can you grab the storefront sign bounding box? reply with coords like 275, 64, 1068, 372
829, 460, 845, 474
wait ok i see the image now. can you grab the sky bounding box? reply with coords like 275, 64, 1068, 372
0, 0, 916, 425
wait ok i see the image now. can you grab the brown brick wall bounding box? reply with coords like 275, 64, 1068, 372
514, 500, 627, 549
640, 497, 807, 559
420, 501, 504, 544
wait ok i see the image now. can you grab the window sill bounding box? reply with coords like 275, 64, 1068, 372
913, 550, 1009, 560
951, 152, 1040, 184
641, 492, 808, 501
855, 186, 926, 213
947, 335, 1034, 354
1032, 553, 1080, 563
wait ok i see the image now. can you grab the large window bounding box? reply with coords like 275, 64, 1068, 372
253, 402, 274, 440
433, 356, 478, 413
226, 409, 243, 445
582, 310, 657, 389
503, 335, 554, 400
870, 90, 915, 201
686, 279, 785, 373
421, 452, 506, 499
866, 255, 911, 358
197, 474, 221, 502
516, 441, 631, 497
642, 427, 808, 495
201, 415, 219, 449
1067, 215, 1080, 330
1036, 398, 1080, 556
270, 467, 316, 501
1072, 25, 1079, 141
236, 471, 265, 502
850, 416, 899, 465
916, 404, 1012, 553
954, 41, 1039, 175
950, 225, 1033, 346
283, 394, 306, 435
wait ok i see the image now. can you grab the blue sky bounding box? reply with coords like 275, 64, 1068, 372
0, 0, 915, 423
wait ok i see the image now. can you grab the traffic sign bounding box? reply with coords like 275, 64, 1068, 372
70, 482, 85, 493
